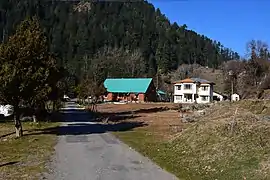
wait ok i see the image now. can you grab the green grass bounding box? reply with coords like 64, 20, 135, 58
113, 102, 270, 180
0, 121, 59, 180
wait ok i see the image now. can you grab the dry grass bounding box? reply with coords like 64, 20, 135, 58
99, 101, 270, 180
0, 121, 59, 180
171, 102, 270, 179
235, 99, 270, 115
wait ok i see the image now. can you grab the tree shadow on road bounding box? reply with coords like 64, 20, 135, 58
26, 109, 147, 136
48, 109, 94, 123
49, 109, 143, 123
95, 106, 171, 117
92, 106, 174, 124
28, 121, 146, 136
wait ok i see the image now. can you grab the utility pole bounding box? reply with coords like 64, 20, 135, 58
229, 70, 234, 101
195, 81, 201, 104
156, 68, 161, 90
231, 78, 234, 98
156, 74, 158, 90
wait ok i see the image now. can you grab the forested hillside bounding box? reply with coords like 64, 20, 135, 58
0, 0, 239, 93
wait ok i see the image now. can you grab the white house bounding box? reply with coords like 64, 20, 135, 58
231, 93, 240, 101
173, 78, 215, 104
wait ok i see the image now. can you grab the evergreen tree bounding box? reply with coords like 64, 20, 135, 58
0, 0, 240, 86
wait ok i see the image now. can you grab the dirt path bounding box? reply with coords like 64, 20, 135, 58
43, 102, 178, 180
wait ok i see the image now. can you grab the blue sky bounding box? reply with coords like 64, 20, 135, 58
150, 0, 270, 57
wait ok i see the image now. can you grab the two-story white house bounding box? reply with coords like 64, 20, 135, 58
173, 78, 215, 104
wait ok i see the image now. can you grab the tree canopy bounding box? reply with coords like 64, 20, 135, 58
0, 16, 59, 137
0, 0, 240, 89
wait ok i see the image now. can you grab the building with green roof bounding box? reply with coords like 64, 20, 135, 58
104, 78, 157, 102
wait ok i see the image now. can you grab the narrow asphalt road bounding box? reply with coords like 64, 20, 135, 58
43, 102, 178, 180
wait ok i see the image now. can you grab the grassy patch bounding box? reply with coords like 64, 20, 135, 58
0, 121, 59, 180
112, 102, 270, 180
235, 99, 270, 115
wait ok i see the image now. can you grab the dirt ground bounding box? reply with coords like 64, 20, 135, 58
97, 101, 270, 180
97, 103, 182, 140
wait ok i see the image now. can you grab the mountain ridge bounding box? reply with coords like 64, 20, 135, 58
0, 0, 239, 87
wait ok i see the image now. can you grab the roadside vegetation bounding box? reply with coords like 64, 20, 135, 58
0, 16, 65, 137
99, 101, 270, 180
0, 120, 59, 180
0, 16, 63, 179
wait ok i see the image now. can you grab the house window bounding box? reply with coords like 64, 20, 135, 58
184, 84, 191, 90
175, 95, 182, 100
201, 86, 208, 91
201, 96, 208, 101
175, 85, 181, 90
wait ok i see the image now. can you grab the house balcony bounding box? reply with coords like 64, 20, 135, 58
181, 89, 195, 94
198, 89, 210, 96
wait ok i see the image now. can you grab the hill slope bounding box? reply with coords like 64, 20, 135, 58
0, 0, 239, 84
107, 101, 270, 180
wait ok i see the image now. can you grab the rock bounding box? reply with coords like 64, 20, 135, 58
199, 110, 206, 115
179, 112, 183, 118
183, 113, 189, 118
182, 116, 195, 123
179, 112, 189, 118
181, 117, 188, 123
262, 116, 270, 121
190, 104, 210, 111
182, 106, 191, 111
195, 110, 205, 116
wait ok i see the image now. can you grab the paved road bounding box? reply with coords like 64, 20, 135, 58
44, 102, 178, 180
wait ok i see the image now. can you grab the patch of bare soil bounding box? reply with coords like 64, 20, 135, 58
97, 103, 182, 140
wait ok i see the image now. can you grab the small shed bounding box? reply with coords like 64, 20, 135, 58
231, 93, 240, 101
213, 92, 224, 101
157, 90, 167, 101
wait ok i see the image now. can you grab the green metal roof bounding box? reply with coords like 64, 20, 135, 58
157, 90, 166, 95
104, 78, 153, 93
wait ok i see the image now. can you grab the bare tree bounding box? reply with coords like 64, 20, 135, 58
229, 40, 270, 98
223, 60, 245, 75
124, 49, 145, 77
246, 40, 269, 59
169, 64, 194, 82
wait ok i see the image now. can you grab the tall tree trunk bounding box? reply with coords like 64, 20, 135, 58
32, 103, 38, 123
32, 115, 37, 123
52, 101, 56, 111
14, 108, 23, 137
